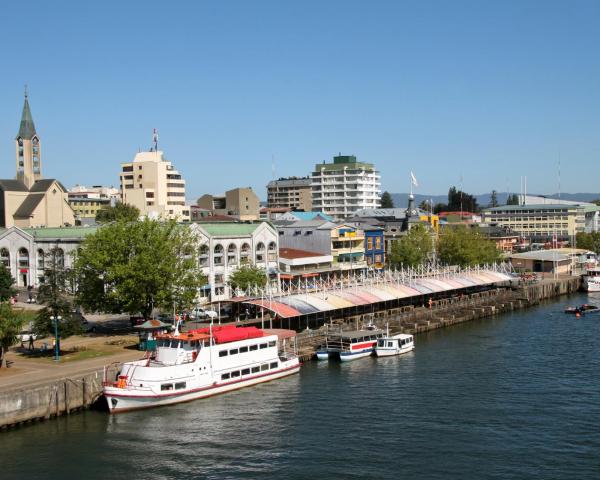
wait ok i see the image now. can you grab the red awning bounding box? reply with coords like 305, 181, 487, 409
243, 299, 301, 319
279, 274, 294, 280
301, 273, 319, 278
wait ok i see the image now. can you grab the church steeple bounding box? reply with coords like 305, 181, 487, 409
15, 87, 42, 189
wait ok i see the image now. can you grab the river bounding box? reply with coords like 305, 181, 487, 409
2, 293, 599, 479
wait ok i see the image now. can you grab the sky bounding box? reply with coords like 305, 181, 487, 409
1, 0, 599, 201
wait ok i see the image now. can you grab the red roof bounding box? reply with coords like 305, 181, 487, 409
279, 247, 327, 259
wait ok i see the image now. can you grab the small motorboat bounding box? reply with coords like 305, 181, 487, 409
564, 304, 599, 315
374, 333, 415, 357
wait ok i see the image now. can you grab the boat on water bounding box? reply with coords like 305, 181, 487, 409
374, 333, 415, 357
564, 304, 599, 315
583, 268, 600, 293
103, 324, 300, 413
316, 326, 384, 362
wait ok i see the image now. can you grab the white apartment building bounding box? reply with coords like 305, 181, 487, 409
120, 150, 190, 221
311, 155, 381, 219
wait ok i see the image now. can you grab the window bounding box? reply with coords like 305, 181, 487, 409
229, 348, 239, 355
219, 350, 228, 357
255, 242, 265, 263
231, 371, 240, 378
259, 343, 268, 349
270, 362, 278, 369
260, 364, 269, 371
241, 368, 250, 375
251, 366, 260, 373
18, 248, 29, 268
227, 244, 238, 266
161, 384, 173, 391
249, 344, 258, 351
214, 244, 224, 265
221, 373, 230, 380
240, 346, 248, 353
175, 382, 186, 390
268, 341, 276, 348
0, 249, 9, 268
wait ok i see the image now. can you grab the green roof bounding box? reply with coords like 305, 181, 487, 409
314, 155, 375, 172
21, 226, 99, 239
485, 204, 588, 212
198, 223, 261, 237
17, 96, 36, 139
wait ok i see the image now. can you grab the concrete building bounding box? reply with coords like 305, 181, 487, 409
279, 247, 334, 284
311, 154, 381, 219
0, 226, 97, 287
191, 222, 279, 301
68, 186, 119, 225
197, 187, 260, 221
267, 177, 312, 211
278, 220, 366, 272
0, 93, 75, 229
482, 204, 600, 242
120, 150, 190, 221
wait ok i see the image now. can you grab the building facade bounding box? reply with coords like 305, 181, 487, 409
120, 150, 190, 221
266, 177, 312, 211
364, 227, 385, 269
311, 155, 381, 219
0, 93, 75, 228
192, 222, 279, 301
197, 187, 260, 221
67, 186, 119, 225
482, 204, 600, 242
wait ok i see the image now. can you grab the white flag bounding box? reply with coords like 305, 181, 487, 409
410, 171, 418, 187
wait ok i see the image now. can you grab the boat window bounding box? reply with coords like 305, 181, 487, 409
241, 368, 250, 375
221, 373, 230, 380
219, 350, 228, 357
160, 383, 173, 391
268, 341, 276, 348
260, 364, 269, 371
231, 371, 240, 378
377, 340, 384, 347
388, 342, 394, 348
251, 366, 260, 373
259, 343, 268, 349
249, 344, 258, 351
269, 362, 278, 369
351, 338, 357, 343
240, 346, 248, 353
229, 348, 239, 355
175, 382, 186, 390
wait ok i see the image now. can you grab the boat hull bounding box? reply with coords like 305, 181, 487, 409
374, 346, 414, 357
339, 349, 374, 362
316, 351, 330, 361
104, 362, 300, 413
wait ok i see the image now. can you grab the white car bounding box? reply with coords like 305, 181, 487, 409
17, 331, 37, 343
190, 308, 218, 320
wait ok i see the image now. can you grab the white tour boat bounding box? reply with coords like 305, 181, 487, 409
316, 327, 384, 362
583, 267, 600, 293
103, 324, 300, 413
374, 333, 415, 357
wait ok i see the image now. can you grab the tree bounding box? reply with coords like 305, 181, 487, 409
34, 247, 81, 339
0, 303, 24, 368
576, 232, 600, 254
438, 226, 502, 267
228, 265, 267, 293
95, 201, 140, 224
506, 194, 520, 205
388, 224, 433, 268
380, 191, 394, 209
592, 199, 600, 207
489, 190, 498, 208
74, 219, 205, 319
447, 186, 479, 213
0, 264, 15, 302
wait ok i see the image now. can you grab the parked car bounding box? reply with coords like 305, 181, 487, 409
189, 307, 218, 320
16, 331, 37, 343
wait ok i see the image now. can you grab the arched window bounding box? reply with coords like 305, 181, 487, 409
0, 248, 9, 267
267, 241, 277, 262
37, 249, 45, 270
18, 248, 29, 268
55, 248, 65, 268
199, 244, 209, 267
240, 243, 251, 265
214, 244, 224, 266
227, 244, 238, 266
255, 242, 265, 263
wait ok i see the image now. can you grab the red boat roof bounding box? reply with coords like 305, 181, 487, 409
178, 325, 265, 344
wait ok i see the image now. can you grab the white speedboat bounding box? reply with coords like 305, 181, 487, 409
583, 268, 600, 293
103, 324, 300, 413
374, 333, 414, 357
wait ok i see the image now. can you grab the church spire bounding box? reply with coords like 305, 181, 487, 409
17, 86, 36, 140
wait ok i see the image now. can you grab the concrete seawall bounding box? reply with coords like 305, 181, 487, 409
0, 365, 119, 430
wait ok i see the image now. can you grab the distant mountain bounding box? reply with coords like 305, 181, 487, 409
390, 192, 600, 209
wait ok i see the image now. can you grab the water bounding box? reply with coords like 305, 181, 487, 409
2, 293, 600, 480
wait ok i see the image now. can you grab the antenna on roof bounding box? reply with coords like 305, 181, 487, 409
152, 128, 159, 152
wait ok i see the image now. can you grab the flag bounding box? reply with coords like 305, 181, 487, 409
410, 171, 418, 187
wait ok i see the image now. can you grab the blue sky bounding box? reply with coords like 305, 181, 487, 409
1, 0, 599, 200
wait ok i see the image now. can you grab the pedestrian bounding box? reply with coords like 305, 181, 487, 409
28, 334, 34, 351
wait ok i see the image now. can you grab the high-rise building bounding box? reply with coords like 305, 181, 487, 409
311, 154, 381, 218
266, 177, 312, 211
0, 91, 75, 229
120, 150, 190, 221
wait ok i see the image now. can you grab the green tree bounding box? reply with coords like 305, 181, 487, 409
34, 247, 82, 339
576, 232, 600, 254
592, 199, 600, 207
388, 224, 433, 268
95, 201, 140, 224
506, 194, 520, 205
380, 191, 394, 209
74, 219, 205, 319
0, 303, 24, 367
228, 265, 267, 293
0, 264, 15, 302
447, 186, 479, 212
489, 190, 498, 207
438, 226, 502, 267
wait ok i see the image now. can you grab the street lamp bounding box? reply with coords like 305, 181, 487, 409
49, 315, 62, 361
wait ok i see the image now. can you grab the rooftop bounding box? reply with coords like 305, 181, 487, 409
279, 247, 329, 259
197, 223, 261, 236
